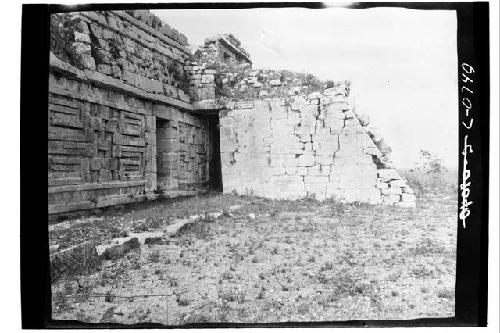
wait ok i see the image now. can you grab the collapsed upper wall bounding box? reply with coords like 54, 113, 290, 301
219, 86, 416, 207
51, 10, 192, 105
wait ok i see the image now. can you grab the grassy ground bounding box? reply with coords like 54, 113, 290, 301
50, 181, 457, 324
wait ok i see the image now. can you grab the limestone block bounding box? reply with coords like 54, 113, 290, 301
270, 176, 305, 193
320, 165, 331, 176
271, 166, 286, 176
269, 157, 283, 168
201, 74, 214, 84
287, 112, 301, 126
300, 105, 319, 127
313, 138, 339, 155
315, 155, 333, 166
305, 180, 327, 192
329, 166, 377, 188
304, 142, 313, 151
294, 125, 312, 137
304, 175, 329, 184
344, 110, 356, 119
377, 169, 402, 182
307, 165, 321, 176
345, 119, 362, 130
323, 87, 346, 97
356, 133, 377, 148
297, 167, 307, 175
270, 104, 287, 119
324, 107, 346, 120
338, 134, 360, 151
382, 194, 401, 204
333, 154, 376, 168
389, 179, 407, 188
376, 181, 389, 189
401, 193, 416, 202
285, 167, 297, 175
308, 91, 322, 100
298, 154, 315, 167
364, 147, 381, 156
283, 157, 299, 167
272, 119, 293, 133
381, 186, 402, 196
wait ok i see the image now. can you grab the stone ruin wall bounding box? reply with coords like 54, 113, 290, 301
48, 9, 416, 214
48, 10, 214, 214
219, 86, 416, 207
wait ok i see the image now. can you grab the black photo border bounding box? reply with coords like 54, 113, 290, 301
20, 1, 490, 328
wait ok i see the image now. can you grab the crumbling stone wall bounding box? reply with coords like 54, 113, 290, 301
48, 10, 213, 214
194, 34, 251, 69
48, 9, 416, 214
219, 85, 416, 207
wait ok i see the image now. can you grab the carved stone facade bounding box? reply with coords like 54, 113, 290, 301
48, 10, 216, 215
48, 9, 414, 215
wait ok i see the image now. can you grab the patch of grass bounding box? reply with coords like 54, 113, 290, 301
410, 238, 447, 256
320, 261, 334, 272
52, 290, 69, 312
410, 265, 436, 279
149, 250, 161, 263
175, 292, 190, 306
437, 288, 454, 299
399, 167, 457, 195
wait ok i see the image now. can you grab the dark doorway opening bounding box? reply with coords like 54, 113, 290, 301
207, 115, 223, 192
155, 118, 169, 192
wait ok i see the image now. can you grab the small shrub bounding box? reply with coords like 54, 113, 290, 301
437, 288, 454, 299
149, 250, 161, 263
52, 290, 68, 311
320, 262, 334, 271
410, 265, 436, 279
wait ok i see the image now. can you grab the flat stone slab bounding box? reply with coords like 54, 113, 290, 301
96, 230, 164, 255
50, 240, 102, 281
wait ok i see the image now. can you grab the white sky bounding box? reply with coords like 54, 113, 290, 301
153, 7, 458, 168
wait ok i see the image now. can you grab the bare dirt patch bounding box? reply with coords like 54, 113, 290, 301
51, 192, 456, 324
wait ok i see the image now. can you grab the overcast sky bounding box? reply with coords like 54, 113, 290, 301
153, 7, 458, 168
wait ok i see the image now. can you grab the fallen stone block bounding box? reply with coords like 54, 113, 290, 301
402, 186, 414, 194
50, 241, 102, 281
163, 218, 194, 237
144, 237, 168, 245
102, 237, 140, 260
207, 211, 223, 219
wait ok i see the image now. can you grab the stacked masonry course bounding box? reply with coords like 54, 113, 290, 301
49, 10, 213, 214
48, 9, 415, 215
219, 86, 416, 207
